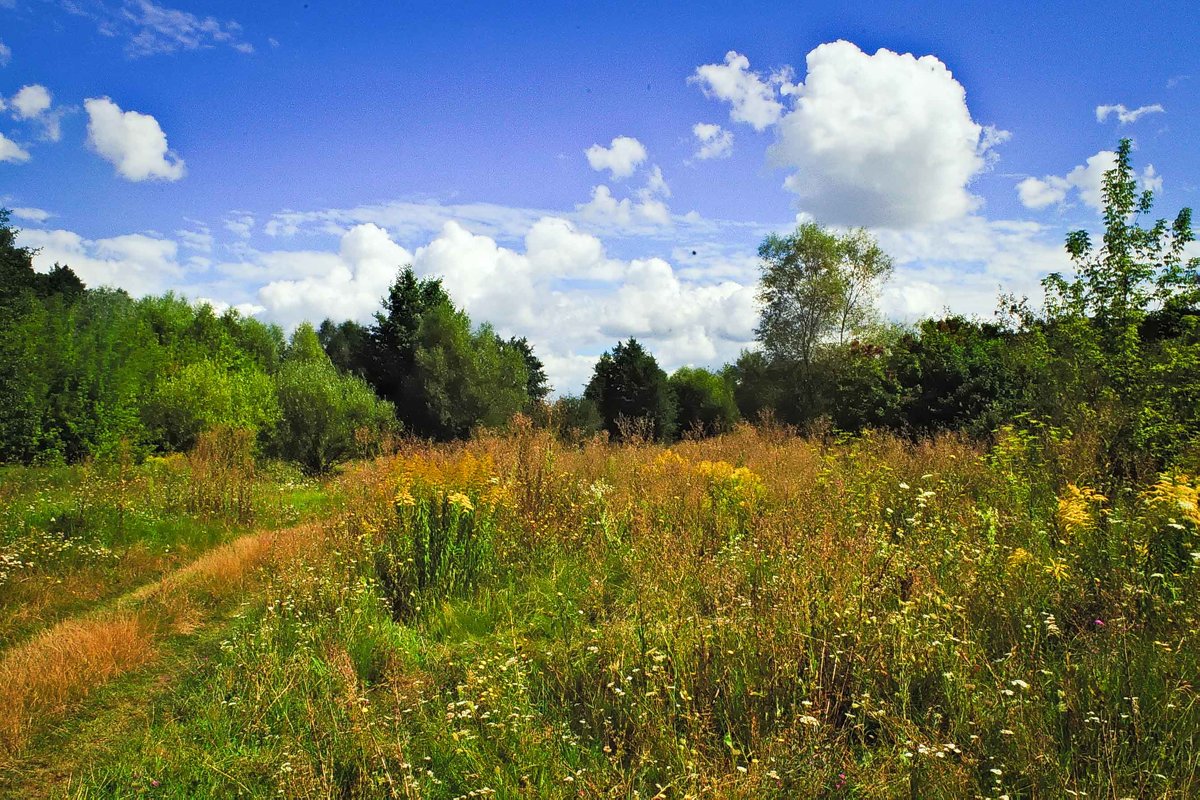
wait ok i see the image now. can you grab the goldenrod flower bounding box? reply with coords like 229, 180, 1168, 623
1007, 547, 1034, 569
1142, 473, 1200, 526
447, 491, 474, 512
1057, 483, 1106, 535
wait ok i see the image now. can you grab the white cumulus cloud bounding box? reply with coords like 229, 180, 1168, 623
257, 223, 414, 328
84, 96, 186, 182
0, 131, 30, 163
17, 228, 183, 296
691, 122, 734, 160
876, 216, 1072, 321
12, 207, 51, 222
1016, 149, 1160, 212
8, 84, 62, 141
1016, 175, 1071, 209
767, 41, 1006, 227
1096, 103, 1164, 124
690, 51, 784, 131
585, 136, 648, 179
0, 40, 11, 67
247, 214, 759, 392
11, 84, 50, 119
577, 184, 674, 229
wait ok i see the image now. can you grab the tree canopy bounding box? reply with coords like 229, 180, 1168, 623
585, 339, 676, 441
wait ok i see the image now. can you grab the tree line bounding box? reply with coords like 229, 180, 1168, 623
568, 140, 1199, 479
1, 139, 1197, 475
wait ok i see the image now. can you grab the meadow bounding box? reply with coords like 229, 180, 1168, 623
0, 421, 1197, 798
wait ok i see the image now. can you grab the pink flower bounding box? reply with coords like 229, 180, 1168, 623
1094, 619, 1105, 627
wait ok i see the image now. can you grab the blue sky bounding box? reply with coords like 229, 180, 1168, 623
2, 1, 1197, 392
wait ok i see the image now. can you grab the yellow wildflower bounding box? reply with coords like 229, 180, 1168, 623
1007, 547, 1034, 569
1056, 483, 1106, 535
1142, 473, 1200, 526
447, 491, 475, 513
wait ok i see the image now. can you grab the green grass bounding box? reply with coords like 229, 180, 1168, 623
2, 426, 1199, 798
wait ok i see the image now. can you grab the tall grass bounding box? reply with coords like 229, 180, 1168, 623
0, 428, 324, 649
0, 614, 155, 754
20, 424, 1200, 797
0, 523, 323, 758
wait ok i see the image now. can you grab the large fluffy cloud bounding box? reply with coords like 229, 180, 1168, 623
84, 97, 186, 182
585, 136, 647, 179
249, 215, 758, 392
767, 41, 1006, 227
257, 223, 414, 328
690, 51, 784, 131
17, 228, 183, 296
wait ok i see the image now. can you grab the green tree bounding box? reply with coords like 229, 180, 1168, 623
271, 324, 397, 473
144, 358, 279, 451
757, 222, 893, 367
669, 366, 739, 436
318, 318, 372, 378
726, 350, 785, 423
507, 336, 551, 404
368, 267, 451, 420
889, 317, 1030, 435
411, 307, 530, 439
755, 223, 893, 422
585, 339, 676, 441
1040, 138, 1199, 471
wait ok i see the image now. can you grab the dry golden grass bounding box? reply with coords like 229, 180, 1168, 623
0, 613, 155, 754
0, 522, 326, 758
153, 526, 293, 596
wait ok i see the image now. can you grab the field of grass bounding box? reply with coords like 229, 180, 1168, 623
1, 422, 1198, 798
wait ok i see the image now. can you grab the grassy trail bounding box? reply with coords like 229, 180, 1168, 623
0, 523, 321, 796
0, 610, 237, 798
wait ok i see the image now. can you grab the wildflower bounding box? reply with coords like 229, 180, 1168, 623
1057, 483, 1106, 534
1044, 558, 1071, 583
447, 491, 474, 512
1094, 619, 1105, 627
1142, 473, 1200, 526
1007, 548, 1034, 569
